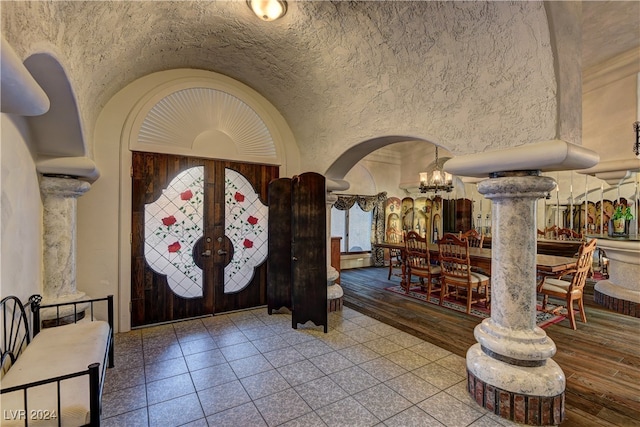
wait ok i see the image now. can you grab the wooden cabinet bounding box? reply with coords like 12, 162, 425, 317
443, 198, 472, 233
331, 237, 341, 284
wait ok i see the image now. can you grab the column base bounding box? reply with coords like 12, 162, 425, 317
327, 283, 343, 312
594, 287, 639, 318
466, 344, 565, 425
468, 371, 564, 426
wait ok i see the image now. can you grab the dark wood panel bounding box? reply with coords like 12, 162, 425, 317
267, 178, 293, 313
132, 152, 211, 326
340, 267, 640, 426
291, 172, 327, 332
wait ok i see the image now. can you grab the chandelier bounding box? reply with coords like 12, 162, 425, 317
419, 146, 454, 193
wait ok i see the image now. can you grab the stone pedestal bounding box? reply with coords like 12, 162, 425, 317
327, 266, 343, 312
592, 237, 640, 317
467, 172, 565, 425
40, 176, 91, 319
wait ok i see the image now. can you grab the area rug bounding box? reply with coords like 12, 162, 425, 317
384, 285, 566, 329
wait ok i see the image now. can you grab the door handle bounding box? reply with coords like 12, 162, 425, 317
217, 249, 228, 255
202, 249, 212, 257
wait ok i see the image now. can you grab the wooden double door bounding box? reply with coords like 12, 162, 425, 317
131, 152, 278, 327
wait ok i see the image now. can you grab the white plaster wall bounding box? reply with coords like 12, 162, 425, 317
584, 71, 638, 164
75, 111, 121, 330
1, 114, 43, 302
340, 164, 376, 196
340, 160, 405, 198
364, 159, 404, 200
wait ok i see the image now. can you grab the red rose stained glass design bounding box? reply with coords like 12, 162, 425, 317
144, 167, 204, 298
162, 216, 177, 226
225, 168, 268, 293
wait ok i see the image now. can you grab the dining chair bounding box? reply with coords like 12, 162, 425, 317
537, 238, 597, 330
544, 225, 559, 239
388, 248, 403, 280
403, 231, 442, 295
438, 233, 490, 314
557, 228, 583, 240
387, 232, 403, 280
461, 229, 484, 248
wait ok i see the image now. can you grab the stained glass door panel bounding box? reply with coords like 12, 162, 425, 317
144, 166, 204, 298
223, 168, 268, 293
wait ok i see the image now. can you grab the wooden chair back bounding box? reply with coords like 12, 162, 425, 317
387, 247, 403, 280
538, 238, 597, 329
403, 231, 442, 294
404, 231, 431, 272
461, 229, 484, 248
438, 233, 471, 281
569, 238, 598, 292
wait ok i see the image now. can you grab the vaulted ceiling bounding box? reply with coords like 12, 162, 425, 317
1, 1, 638, 176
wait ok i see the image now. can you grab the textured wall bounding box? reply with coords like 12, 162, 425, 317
0, 115, 43, 301
1, 1, 559, 175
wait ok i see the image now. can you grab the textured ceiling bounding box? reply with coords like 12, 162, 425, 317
2, 1, 637, 175
582, 1, 640, 70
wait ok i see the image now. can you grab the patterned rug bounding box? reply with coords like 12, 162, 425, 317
384, 284, 566, 329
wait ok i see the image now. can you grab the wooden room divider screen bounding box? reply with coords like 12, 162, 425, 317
267, 172, 328, 333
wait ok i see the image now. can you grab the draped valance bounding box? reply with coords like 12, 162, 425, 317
333, 192, 387, 267
333, 192, 386, 212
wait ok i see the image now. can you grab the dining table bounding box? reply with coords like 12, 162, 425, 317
374, 241, 578, 276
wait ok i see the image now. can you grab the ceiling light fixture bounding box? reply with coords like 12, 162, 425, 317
247, 0, 287, 21
419, 146, 454, 194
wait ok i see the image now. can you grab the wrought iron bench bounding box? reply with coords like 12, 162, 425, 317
1, 294, 114, 426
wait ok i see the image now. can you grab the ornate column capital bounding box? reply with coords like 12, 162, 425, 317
40, 175, 91, 198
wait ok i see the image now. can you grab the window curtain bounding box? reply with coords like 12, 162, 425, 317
333, 192, 387, 267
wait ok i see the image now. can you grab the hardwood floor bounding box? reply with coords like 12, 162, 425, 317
340, 267, 640, 427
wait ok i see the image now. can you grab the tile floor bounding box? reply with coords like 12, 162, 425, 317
102, 306, 520, 427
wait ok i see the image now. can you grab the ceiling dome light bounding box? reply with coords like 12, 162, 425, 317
247, 0, 287, 21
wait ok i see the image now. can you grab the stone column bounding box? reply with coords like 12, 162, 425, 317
40, 176, 91, 310
466, 171, 565, 425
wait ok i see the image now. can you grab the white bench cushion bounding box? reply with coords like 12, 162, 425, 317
1, 320, 110, 427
